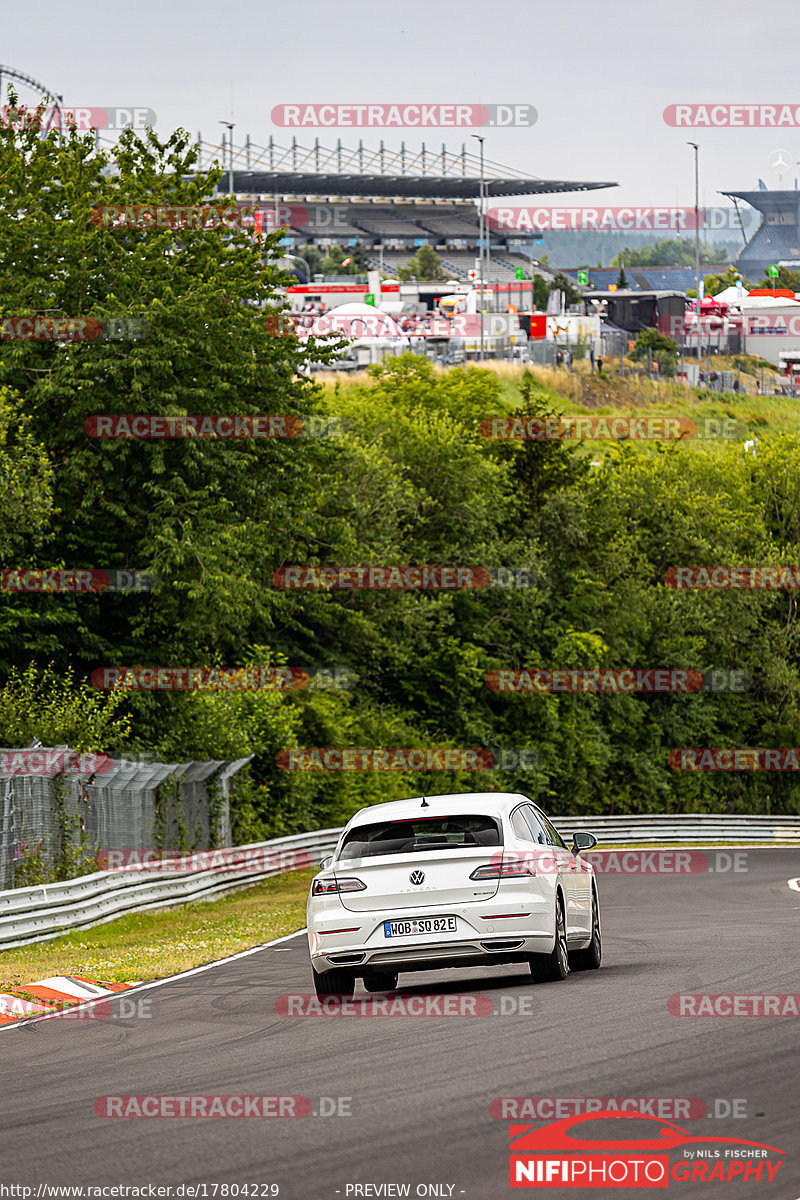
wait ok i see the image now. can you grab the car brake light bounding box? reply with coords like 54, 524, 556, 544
312, 876, 367, 895
470, 858, 536, 880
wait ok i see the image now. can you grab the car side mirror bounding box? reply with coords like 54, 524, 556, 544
319, 855, 333, 870
571, 832, 597, 855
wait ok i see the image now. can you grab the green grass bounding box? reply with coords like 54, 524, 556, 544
0, 866, 316, 992
317, 359, 799, 447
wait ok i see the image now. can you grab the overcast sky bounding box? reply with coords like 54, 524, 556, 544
5, 0, 800, 212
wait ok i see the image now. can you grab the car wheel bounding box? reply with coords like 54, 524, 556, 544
570, 890, 602, 971
312, 966, 355, 997
363, 971, 398, 993
530, 894, 569, 982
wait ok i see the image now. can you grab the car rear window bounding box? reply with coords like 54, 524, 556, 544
338, 815, 503, 860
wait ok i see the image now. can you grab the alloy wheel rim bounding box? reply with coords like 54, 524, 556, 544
593, 913, 600, 951
557, 905, 568, 970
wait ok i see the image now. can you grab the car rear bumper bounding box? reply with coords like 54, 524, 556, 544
315, 935, 555, 975
307, 898, 558, 974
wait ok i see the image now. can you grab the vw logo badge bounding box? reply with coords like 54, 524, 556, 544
409, 870, 425, 885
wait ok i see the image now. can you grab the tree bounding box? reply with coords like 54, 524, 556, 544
549, 272, 581, 307
757, 265, 800, 292
628, 327, 678, 376
288, 243, 323, 280
0, 385, 52, 559
610, 238, 725, 268
616, 266, 628, 289
0, 663, 130, 751
292, 241, 369, 279
397, 245, 448, 281
702, 265, 751, 296
532, 274, 549, 310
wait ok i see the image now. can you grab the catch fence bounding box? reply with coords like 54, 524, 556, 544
0, 749, 250, 890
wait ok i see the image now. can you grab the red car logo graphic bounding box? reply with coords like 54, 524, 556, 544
510, 1110, 784, 1154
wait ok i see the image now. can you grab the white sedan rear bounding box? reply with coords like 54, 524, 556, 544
306, 791, 601, 995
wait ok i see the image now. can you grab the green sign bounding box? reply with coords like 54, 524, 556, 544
577, 269, 589, 285
768, 265, 779, 278
515, 267, 524, 280
364, 293, 376, 305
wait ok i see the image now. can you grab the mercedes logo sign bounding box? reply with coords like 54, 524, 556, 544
769, 148, 792, 173
409, 870, 425, 885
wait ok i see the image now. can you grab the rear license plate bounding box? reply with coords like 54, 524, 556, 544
383, 916, 457, 938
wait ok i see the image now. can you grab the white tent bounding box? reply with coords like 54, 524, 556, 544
309, 302, 409, 347
713, 286, 741, 305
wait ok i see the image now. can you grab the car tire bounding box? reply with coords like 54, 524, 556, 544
363, 971, 398, 993
530, 894, 569, 983
312, 966, 355, 997
570, 890, 602, 971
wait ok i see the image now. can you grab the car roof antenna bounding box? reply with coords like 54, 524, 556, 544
421, 796, 429, 807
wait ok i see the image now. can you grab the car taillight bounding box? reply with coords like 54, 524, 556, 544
470, 858, 536, 880
312, 876, 367, 895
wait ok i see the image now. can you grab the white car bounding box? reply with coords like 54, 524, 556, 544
306, 791, 600, 996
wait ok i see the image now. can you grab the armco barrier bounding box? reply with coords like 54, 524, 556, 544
554, 814, 800, 843
0, 815, 798, 950
0, 829, 340, 950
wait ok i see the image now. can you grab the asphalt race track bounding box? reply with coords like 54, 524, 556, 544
2, 848, 799, 1199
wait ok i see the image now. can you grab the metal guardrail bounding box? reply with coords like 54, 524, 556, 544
0, 815, 798, 950
0, 829, 341, 950
554, 814, 800, 844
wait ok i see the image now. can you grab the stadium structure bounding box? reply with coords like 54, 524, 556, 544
721, 189, 800, 279
197, 135, 616, 284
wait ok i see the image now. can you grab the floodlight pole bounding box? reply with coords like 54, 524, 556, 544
472, 134, 485, 361
219, 121, 235, 196
688, 142, 700, 358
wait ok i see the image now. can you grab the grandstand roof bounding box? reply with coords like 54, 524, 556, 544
198, 136, 615, 201
720, 190, 800, 214
218, 170, 615, 200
